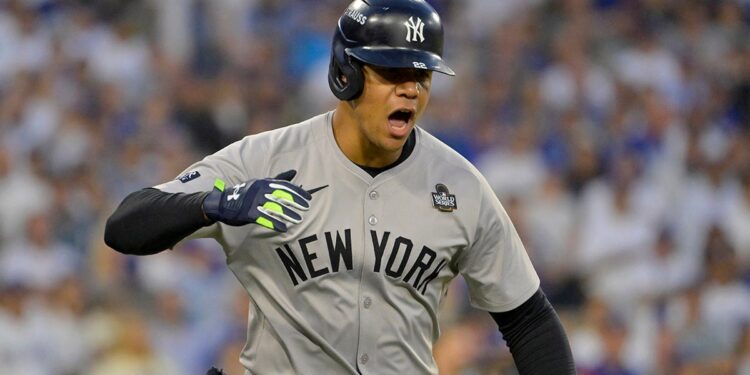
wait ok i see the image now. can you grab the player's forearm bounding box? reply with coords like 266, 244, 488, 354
490, 288, 575, 374
104, 188, 211, 255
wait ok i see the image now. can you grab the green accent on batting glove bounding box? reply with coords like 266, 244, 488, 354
263, 201, 283, 214
214, 179, 226, 192
272, 189, 294, 202
256, 216, 274, 229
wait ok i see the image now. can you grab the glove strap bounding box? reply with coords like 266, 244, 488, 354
202, 179, 226, 223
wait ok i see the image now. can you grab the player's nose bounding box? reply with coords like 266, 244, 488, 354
395, 80, 419, 99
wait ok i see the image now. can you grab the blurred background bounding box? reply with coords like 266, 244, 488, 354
0, 0, 748, 374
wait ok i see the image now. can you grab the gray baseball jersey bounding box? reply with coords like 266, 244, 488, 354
155, 111, 539, 375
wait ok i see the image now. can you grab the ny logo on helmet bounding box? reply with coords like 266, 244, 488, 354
404, 17, 425, 43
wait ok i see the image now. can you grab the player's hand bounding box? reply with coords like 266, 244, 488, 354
202, 170, 312, 232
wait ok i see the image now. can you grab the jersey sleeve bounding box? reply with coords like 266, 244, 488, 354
155, 137, 258, 193
152, 137, 262, 239
457, 178, 540, 312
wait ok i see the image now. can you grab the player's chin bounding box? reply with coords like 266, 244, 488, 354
380, 133, 411, 152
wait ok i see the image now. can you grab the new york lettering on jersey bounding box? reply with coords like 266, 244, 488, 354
274, 228, 447, 294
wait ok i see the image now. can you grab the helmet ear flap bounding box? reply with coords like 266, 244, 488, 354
328, 29, 364, 101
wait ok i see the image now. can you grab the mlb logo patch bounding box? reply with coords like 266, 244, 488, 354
431, 184, 457, 212
178, 171, 201, 183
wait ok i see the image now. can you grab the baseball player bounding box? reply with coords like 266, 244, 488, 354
105, 0, 575, 374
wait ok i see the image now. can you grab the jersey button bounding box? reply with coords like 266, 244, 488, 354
368, 215, 378, 225
369, 190, 379, 200
360, 353, 369, 365
363, 296, 372, 309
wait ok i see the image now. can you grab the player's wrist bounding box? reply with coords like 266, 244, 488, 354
201, 189, 221, 225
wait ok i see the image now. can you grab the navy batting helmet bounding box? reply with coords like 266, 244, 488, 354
328, 0, 455, 101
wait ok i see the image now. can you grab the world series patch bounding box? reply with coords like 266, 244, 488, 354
178, 171, 201, 183
431, 184, 457, 212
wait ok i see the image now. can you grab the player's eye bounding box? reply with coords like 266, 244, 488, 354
414, 70, 432, 85
373, 67, 430, 85
376, 68, 404, 82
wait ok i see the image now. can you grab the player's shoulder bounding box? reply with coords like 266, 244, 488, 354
415, 127, 486, 183
414, 128, 500, 222
234, 112, 329, 154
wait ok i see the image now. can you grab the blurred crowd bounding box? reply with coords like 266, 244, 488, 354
0, 0, 748, 374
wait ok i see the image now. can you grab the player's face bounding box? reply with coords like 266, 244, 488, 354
347, 65, 432, 165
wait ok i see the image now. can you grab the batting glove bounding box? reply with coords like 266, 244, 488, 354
202, 170, 312, 232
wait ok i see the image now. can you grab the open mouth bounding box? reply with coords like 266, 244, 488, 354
387, 109, 415, 138
388, 109, 414, 124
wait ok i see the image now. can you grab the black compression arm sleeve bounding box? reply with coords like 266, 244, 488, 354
104, 188, 210, 255
490, 288, 575, 375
